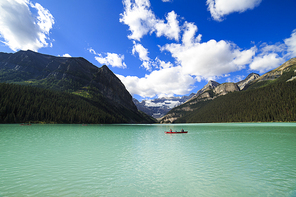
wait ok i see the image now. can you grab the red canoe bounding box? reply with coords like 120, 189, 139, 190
165, 131, 188, 134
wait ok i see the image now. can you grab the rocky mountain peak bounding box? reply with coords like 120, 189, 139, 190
236, 73, 260, 90
206, 80, 220, 89
185, 80, 220, 103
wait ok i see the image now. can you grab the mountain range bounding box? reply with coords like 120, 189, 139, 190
133, 94, 194, 119
160, 58, 296, 123
0, 50, 155, 124
1, 50, 295, 124
134, 73, 260, 119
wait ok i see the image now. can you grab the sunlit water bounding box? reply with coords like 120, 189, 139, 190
0, 123, 296, 196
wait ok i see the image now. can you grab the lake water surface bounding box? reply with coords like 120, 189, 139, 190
0, 123, 296, 196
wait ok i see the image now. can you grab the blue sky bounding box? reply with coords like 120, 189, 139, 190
1, 0, 296, 101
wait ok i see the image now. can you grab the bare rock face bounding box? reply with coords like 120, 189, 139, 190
236, 73, 260, 90
196, 80, 220, 96
186, 80, 220, 103
213, 83, 240, 96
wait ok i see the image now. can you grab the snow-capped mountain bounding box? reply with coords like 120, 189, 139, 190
133, 94, 195, 119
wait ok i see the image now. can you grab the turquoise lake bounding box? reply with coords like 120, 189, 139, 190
0, 123, 296, 196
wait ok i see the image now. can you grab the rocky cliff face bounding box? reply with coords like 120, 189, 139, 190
0, 50, 137, 112
185, 80, 220, 103
236, 73, 260, 90
213, 82, 240, 96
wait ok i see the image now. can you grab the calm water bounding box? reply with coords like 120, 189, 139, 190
0, 123, 296, 196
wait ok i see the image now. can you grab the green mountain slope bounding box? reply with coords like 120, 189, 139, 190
0, 50, 156, 124
161, 58, 296, 123
0, 83, 155, 124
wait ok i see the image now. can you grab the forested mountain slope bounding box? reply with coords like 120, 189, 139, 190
0, 50, 156, 124
0, 83, 155, 124
161, 58, 296, 123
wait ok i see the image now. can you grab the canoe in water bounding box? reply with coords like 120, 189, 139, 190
165, 131, 188, 134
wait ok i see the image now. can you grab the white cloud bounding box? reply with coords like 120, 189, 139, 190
162, 0, 172, 2
118, 0, 261, 98
95, 53, 127, 68
155, 58, 173, 69
119, 0, 156, 41
62, 54, 71, 57
284, 29, 296, 58
132, 41, 150, 61
248, 42, 287, 73
207, 0, 262, 21
249, 53, 284, 73
0, 0, 54, 51
88, 48, 97, 55
132, 41, 175, 71
119, 0, 181, 41
161, 23, 256, 80
154, 11, 180, 41
117, 66, 196, 98
182, 22, 202, 46
140, 61, 152, 71
132, 41, 153, 70
89, 48, 127, 69
259, 43, 286, 55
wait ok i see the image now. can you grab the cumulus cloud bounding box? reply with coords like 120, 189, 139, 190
118, 0, 262, 98
284, 29, 296, 58
95, 53, 127, 68
120, 0, 180, 41
249, 53, 284, 73
132, 41, 153, 70
89, 48, 127, 69
132, 41, 175, 71
154, 11, 180, 41
248, 42, 286, 73
161, 22, 256, 80
120, 0, 156, 41
132, 41, 150, 61
0, 0, 54, 51
118, 0, 294, 98
155, 58, 173, 69
207, 0, 262, 21
62, 54, 71, 57
117, 66, 196, 98
182, 22, 202, 46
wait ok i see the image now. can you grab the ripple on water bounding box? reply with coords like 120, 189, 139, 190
0, 123, 296, 196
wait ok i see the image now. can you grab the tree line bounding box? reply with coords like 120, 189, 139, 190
0, 83, 128, 124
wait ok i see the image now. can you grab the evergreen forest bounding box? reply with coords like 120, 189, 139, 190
0, 83, 154, 124
174, 79, 296, 123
